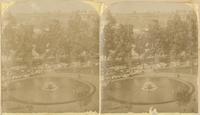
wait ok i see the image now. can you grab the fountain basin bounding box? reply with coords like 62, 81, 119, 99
104, 73, 194, 105
7, 73, 96, 105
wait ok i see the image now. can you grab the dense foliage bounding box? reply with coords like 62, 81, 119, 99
103, 10, 198, 66
2, 12, 99, 67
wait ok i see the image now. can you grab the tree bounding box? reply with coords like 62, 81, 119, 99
89, 14, 99, 59
185, 11, 198, 74
134, 33, 148, 65
165, 14, 188, 62
2, 13, 19, 68
2, 13, 17, 56
103, 10, 117, 59
61, 11, 99, 63
66, 12, 86, 62
46, 19, 64, 62
103, 10, 134, 66
16, 24, 34, 66
146, 19, 163, 64
114, 24, 134, 64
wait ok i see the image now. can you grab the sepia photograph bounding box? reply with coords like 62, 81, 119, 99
1, 0, 99, 113
101, 1, 198, 113
1, 0, 199, 114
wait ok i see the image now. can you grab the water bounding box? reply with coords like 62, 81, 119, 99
104, 76, 190, 105
7, 76, 94, 105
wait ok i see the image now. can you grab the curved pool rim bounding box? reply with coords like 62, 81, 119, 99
8, 74, 96, 105
106, 73, 195, 105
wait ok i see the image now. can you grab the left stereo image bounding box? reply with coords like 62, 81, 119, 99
1, 0, 99, 113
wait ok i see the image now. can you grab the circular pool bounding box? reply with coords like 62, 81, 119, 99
7, 73, 96, 105
104, 74, 194, 105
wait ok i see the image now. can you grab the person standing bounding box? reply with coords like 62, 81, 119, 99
149, 107, 158, 115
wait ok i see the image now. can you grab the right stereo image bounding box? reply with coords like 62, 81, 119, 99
101, 1, 198, 113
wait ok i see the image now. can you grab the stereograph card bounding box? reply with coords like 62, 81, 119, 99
0, 0, 200, 115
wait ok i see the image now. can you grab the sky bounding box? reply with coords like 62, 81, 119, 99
7, 0, 96, 14
109, 1, 194, 13
5, 0, 194, 14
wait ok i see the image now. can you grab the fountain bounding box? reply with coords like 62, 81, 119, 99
141, 80, 158, 91
42, 81, 58, 92
104, 74, 194, 105
6, 73, 95, 105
